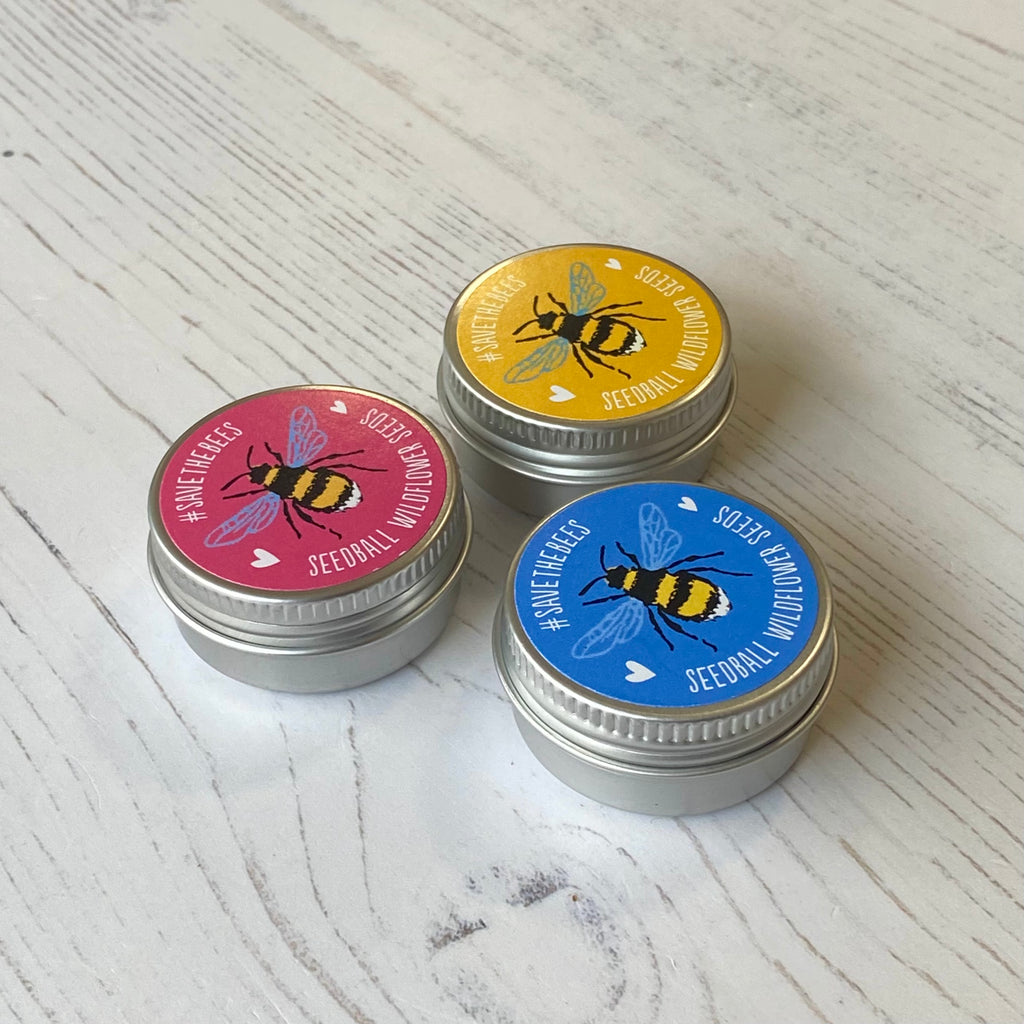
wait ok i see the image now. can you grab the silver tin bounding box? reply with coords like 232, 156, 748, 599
148, 385, 470, 693
438, 244, 735, 517
493, 482, 836, 815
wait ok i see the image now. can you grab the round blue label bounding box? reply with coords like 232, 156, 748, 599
512, 483, 821, 708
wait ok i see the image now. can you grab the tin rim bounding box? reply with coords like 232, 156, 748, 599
147, 385, 462, 630
440, 364, 735, 487
441, 244, 733, 459
505, 636, 837, 779
494, 482, 835, 767
150, 498, 473, 657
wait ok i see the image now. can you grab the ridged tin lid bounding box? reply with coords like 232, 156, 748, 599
148, 386, 464, 647
440, 244, 732, 464
495, 482, 835, 767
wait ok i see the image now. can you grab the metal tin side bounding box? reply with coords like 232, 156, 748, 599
150, 497, 472, 693
504, 637, 837, 815
440, 365, 735, 517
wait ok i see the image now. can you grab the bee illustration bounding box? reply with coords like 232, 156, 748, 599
571, 502, 751, 658
204, 405, 384, 548
502, 261, 664, 384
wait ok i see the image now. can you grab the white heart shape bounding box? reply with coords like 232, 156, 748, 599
549, 384, 576, 403
625, 660, 655, 683
330, 399, 348, 414
251, 548, 280, 568
604, 258, 622, 270
677, 496, 698, 512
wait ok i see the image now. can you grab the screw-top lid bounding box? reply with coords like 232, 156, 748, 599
148, 386, 464, 647
495, 482, 835, 767
440, 244, 733, 465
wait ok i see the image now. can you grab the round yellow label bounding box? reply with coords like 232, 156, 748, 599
454, 245, 725, 421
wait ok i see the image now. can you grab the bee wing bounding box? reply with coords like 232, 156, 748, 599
204, 493, 280, 547
571, 601, 645, 660
568, 261, 607, 315
502, 337, 570, 384
639, 501, 682, 566
287, 405, 327, 466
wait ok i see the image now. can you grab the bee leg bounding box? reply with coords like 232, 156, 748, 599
221, 487, 269, 500
571, 345, 595, 378
645, 606, 675, 651
280, 501, 303, 540
292, 503, 344, 540
581, 593, 629, 607
307, 449, 365, 465
582, 347, 630, 380
607, 312, 666, 322
264, 442, 285, 464
587, 300, 644, 314
614, 541, 641, 567
547, 292, 570, 314
666, 552, 725, 568
589, 302, 665, 322
658, 609, 717, 652
319, 461, 386, 473
308, 448, 385, 473
513, 331, 557, 343
686, 567, 753, 578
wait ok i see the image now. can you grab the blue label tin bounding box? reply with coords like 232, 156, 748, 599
495, 481, 837, 815
512, 483, 820, 707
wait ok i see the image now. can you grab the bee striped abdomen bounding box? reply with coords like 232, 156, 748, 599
267, 466, 360, 511
569, 315, 645, 357
291, 469, 318, 500
622, 567, 669, 605
624, 568, 725, 622
304, 470, 359, 511
674, 578, 720, 621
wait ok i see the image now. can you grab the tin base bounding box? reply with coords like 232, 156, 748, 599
506, 645, 837, 816
441, 373, 735, 518
152, 515, 471, 694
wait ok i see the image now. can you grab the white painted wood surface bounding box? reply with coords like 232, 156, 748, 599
0, 0, 1020, 1020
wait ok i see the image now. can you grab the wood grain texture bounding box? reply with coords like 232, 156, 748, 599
0, 0, 1020, 1021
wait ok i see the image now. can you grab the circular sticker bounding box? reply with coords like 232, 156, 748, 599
157, 388, 448, 592
512, 483, 820, 708
454, 245, 724, 422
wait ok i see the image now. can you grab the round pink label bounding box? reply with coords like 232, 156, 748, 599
157, 388, 449, 591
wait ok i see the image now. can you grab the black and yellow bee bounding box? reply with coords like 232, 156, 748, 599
204, 405, 383, 547
571, 502, 750, 657
503, 261, 664, 384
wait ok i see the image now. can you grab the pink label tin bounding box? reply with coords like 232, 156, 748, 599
148, 385, 470, 693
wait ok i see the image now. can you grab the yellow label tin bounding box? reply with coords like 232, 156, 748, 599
454, 245, 725, 422
439, 244, 735, 517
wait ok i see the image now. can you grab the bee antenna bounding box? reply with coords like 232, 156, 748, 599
220, 467, 252, 492
512, 317, 541, 335
578, 546, 610, 597
220, 445, 258, 492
